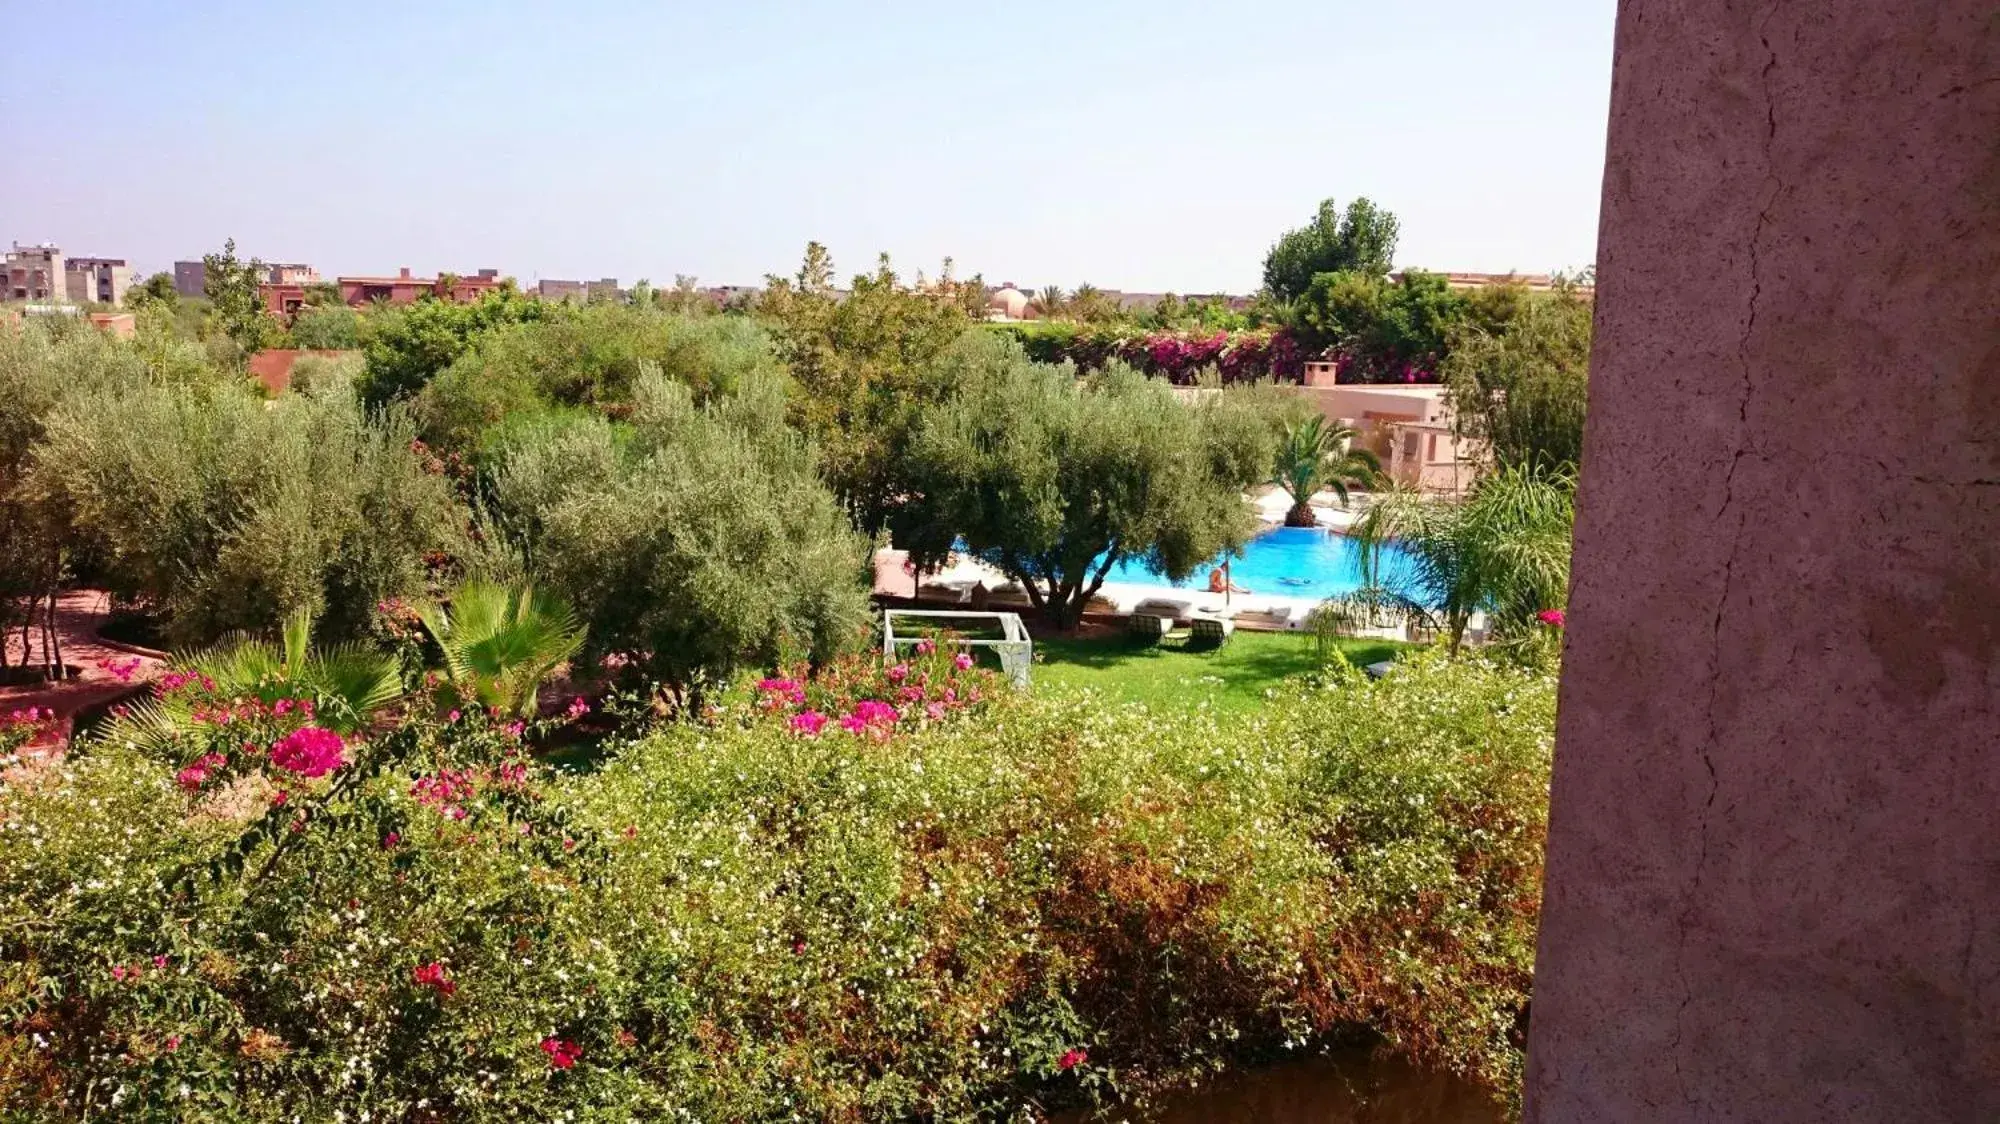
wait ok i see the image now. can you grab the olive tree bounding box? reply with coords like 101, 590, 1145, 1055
486, 369, 872, 695
895, 336, 1274, 628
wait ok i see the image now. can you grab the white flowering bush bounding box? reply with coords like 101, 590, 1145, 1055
0, 652, 1554, 1119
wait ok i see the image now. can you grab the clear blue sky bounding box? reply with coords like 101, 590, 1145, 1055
1, 0, 1615, 293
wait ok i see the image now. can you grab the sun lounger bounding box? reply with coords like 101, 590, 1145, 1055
1125, 613, 1174, 644
1187, 617, 1235, 649
1132, 597, 1196, 622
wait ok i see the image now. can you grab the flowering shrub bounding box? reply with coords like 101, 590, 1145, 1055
1, 707, 56, 766
741, 643, 996, 739
1013, 324, 1310, 384
0, 653, 1552, 1119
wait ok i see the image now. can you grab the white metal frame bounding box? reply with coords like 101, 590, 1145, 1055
881, 609, 1033, 689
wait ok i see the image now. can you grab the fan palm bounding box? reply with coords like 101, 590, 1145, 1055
1031, 285, 1066, 319
417, 581, 586, 717
1352, 464, 1575, 653
1271, 416, 1384, 526
101, 609, 402, 753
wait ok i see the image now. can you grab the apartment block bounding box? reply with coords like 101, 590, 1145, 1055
5, 242, 66, 301
65, 256, 134, 306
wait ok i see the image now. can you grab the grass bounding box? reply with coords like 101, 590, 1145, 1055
1028, 628, 1411, 714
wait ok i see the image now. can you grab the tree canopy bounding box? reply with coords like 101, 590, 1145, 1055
1261, 197, 1401, 302
895, 335, 1275, 627
1443, 290, 1594, 472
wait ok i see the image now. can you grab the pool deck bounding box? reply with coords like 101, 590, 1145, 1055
871, 491, 1408, 637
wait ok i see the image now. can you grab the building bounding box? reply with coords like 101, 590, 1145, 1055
5, 242, 66, 301
64, 257, 134, 306
537, 279, 586, 303
265, 262, 318, 286
336, 267, 503, 308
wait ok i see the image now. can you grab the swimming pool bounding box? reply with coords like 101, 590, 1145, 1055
1100, 526, 1409, 603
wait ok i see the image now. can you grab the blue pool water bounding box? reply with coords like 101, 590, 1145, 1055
1102, 526, 1409, 602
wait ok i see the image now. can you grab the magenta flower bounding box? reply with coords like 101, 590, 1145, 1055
790, 710, 828, 736
269, 727, 346, 779
1059, 1047, 1088, 1071
886, 663, 909, 684
924, 702, 947, 721
413, 961, 457, 996
565, 696, 590, 720
953, 653, 974, 671
852, 700, 899, 726
755, 678, 799, 695
540, 1037, 582, 1070
1537, 608, 1567, 628
838, 712, 869, 734
914, 638, 935, 655
175, 752, 227, 791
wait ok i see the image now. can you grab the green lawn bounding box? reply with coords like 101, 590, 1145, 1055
1027, 628, 1410, 714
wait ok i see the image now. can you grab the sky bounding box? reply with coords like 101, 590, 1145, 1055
0, 0, 1616, 294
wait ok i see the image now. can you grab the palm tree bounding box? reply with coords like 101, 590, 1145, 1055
1031, 285, 1066, 319
1271, 416, 1384, 526
1068, 283, 1115, 323
417, 581, 586, 717
103, 609, 402, 751
1351, 464, 1575, 653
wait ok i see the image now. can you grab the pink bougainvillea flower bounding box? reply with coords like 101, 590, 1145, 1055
853, 700, 898, 726
953, 653, 975, 671
175, 752, 227, 792
165, 1034, 181, 1051
914, 638, 935, 655
1058, 1047, 1088, 1071
565, 696, 590, 721
540, 1037, 582, 1070
885, 663, 909, 684
754, 678, 798, 695
446, 709, 461, 723
269, 727, 346, 779
412, 961, 457, 997
153, 955, 168, 970
838, 712, 869, 734
925, 702, 948, 722
1537, 608, 1567, 628
110, 965, 128, 982
790, 710, 828, 736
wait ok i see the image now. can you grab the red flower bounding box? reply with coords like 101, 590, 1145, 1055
1536, 608, 1567, 628
540, 1037, 582, 1069
412, 961, 457, 997
1058, 1047, 1088, 1071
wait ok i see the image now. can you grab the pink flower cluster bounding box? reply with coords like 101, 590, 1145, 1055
411, 769, 479, 820
175, 752, 228, 792
156, 670, 217, 694
95, 656, 143, 682
4, 706, 54, 726
1537, 609, 1567, 628
1059, 1047, 1088, 1071
540, 1036, 582, 1070
268, 726, 345, 779
412, 961, 457, 997
565, 696, 591, 721
839, 699, 900, 735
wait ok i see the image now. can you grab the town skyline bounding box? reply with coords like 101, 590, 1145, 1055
3, 1, 1615, 295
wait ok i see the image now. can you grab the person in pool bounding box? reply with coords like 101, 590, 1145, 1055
1208, 567, 1250, 595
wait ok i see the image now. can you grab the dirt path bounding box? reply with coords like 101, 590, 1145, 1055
2, 590, 165, 752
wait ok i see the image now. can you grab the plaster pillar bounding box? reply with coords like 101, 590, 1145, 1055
1525, 1, 1999, 1120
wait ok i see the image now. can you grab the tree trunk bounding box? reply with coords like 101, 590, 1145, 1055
1284, 501, 1319, 528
